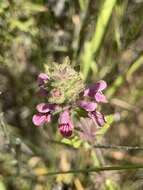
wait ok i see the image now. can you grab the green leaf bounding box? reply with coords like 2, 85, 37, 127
71, 136, 82, 148
96, 114, 114, 137
61, 136, 82, 149
61, 138, 72, 145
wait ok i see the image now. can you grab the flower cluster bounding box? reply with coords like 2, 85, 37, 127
32, 59, 107, 138
78, 80, 107, 127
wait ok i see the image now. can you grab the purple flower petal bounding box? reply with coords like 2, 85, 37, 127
59, 110, 70, 124
95, 92, 108, 103
88, 111, 106, 127
95, 80, 107, 91
58, 123, 73, 137
83, 88, 90, 97
32, 113, 47, 126
84, 80, 107, 99
83, 87, 94, 97
38, 73, 49, 86
45, 114, 52, 122
78, 100, 97, 111
38, 87, 48, 96
58, 110, 73, 137
36, 103, 55, 113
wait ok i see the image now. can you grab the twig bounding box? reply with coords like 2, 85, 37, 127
93, 144, 143, 151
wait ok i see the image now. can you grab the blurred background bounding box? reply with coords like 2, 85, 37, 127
0, 0, 143, 189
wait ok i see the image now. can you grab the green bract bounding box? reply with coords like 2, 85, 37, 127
45, 57, 85, 105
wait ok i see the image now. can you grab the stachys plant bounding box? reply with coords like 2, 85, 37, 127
32, 57, 107, 138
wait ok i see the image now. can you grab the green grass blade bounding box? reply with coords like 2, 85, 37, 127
81, 0, 117, 80
127, 54, 143, 80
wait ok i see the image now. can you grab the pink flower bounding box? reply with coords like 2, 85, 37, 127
32, 113, 51, 126
88, 111, 106, 127
36, 103, 55, 113
37, 73, 49, 96
78, 100, 97, 111
37, 73, 49, 86
38, 87, 48, 96
84, 80, 107, 103
78, 100, 106, 127
32, 103, 55, 127
58, 110, 73, 138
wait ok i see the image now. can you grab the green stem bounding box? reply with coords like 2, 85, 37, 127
42, 164, 143, 176
38, 136, 143, 151
81, 0, 117, 80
